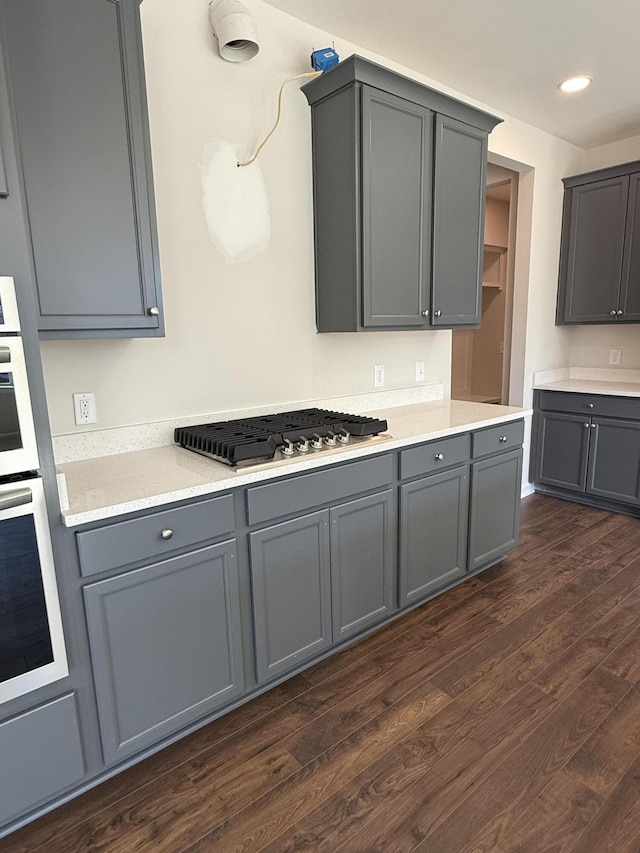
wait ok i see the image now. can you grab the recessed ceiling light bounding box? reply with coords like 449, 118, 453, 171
558, 75, 592, 94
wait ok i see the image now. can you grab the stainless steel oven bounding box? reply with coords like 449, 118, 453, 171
0, 477, 68, 702
0, 275, 68, 702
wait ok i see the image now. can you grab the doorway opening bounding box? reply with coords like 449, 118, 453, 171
452, 163, 519, 405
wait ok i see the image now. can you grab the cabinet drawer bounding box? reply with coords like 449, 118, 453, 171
0, 694, 84, 824
399, 433, 470, 479
246, 454, 394, 526
537, 390, 640, 420
77, 494, 235, 578
472, 419, 524, 458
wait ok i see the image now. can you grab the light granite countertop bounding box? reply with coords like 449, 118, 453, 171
56, 399, 530, 527
533, 379, 640, 397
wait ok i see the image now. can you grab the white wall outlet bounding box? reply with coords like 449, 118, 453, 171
73, 392, 97, 425
609, 348, 622, 366
374, 364, 385, 387
415, 360, 425, 382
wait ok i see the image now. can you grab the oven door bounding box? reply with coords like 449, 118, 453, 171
0, 335, 39, 477
0, 277, 21, 333
0, 477, 68, 703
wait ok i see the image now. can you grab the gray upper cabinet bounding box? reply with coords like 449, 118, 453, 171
432, 115, 487, 327
303, 55, 501, 333
1, 0, 163, 338
557, 161, 640, 325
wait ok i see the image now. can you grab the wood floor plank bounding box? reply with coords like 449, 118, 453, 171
564, 680, 640, 796
469, 769, 603, 853
410, 667, 629, 853
567, 753, 640, 853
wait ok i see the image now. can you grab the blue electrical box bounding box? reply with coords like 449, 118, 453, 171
311, 48, 340, 73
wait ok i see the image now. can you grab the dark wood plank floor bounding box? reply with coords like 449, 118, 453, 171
6, 493, 640, 852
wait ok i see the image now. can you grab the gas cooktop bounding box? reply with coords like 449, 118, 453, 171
174, 408, 389, 467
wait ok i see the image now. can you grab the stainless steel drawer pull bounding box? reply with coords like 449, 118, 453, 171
0, 346, 10, 364
435, 453, 444, 461
0, 487, 33, 511
499, 435, 508, 442
161, 529, 174, 540
587, 403, 594, 408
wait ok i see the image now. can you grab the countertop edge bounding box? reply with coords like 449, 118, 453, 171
60, 405, 532, 528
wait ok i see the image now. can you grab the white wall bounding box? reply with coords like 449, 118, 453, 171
39, 0, 585, 435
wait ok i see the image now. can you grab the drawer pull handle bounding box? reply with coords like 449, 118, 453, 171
161, 529, 174, 541
499, 435, 508, 442
435, 453, 444, 461
587, 403, 594, 408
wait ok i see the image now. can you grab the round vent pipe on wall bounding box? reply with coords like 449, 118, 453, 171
208, 0, 260, 62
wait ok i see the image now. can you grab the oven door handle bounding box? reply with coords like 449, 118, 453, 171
0, 487, 33, 511
0, 346, 11, 364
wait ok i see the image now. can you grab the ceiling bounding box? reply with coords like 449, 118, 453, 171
262, 0, 640, 149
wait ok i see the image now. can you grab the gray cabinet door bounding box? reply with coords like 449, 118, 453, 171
620, 172, 640, 321
361, 87, 432, 327
0, 694, 84, 825
534, 411, 590, 492
469, 448, 523, 571
431, 115, 487, 327
250, 511, 332, 683
587, 417, 640, 505
399, 466, 469, 606
84, 540, 244, 764
558, 176, 629, 323
330, 489, 396, 642
2, 0, 162, 338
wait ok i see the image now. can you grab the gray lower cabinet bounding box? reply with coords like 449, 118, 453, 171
556, 160, 640, 325
250, 511, 332, 684
0, 0, 163, 338
469, 448, 523, 571
250, 486, 397, 682
302, 54, 500, 332
532, 390, 640, 508
330, 490, 395, 642
84, 540, 244, 764
0, 694, 84, 825
399, 466, 469, 605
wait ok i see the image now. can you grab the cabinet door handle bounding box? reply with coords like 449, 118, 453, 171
499, 435, 508, 442
148, 306, 160, 316
583, 423, 590, 428
421, 309, 430, 317
433, 309, 442, 318
435, 453, 444, 461
161, 528, 174, 540
590, 423, 597, 429
617, 309, 624, 316
610, 309, 617, 316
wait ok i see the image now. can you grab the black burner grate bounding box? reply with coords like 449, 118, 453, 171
174, 408, 388, 466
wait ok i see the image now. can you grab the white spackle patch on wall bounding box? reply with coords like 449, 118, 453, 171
201, 140, 271, 262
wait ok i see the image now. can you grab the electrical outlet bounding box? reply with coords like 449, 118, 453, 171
609, 348, 622, 366
415, 360, 425, 382
374, 364, 385, 387
73, 392, 97, 425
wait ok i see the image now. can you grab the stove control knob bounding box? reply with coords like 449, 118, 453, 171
295, 436, 310, 453
324, 431, 337, 447
310, 433, 324, 450
337, 429, 351, 444
280, 438, 296, 457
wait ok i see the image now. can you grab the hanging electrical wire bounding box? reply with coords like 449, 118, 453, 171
237, 70, 321, 167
